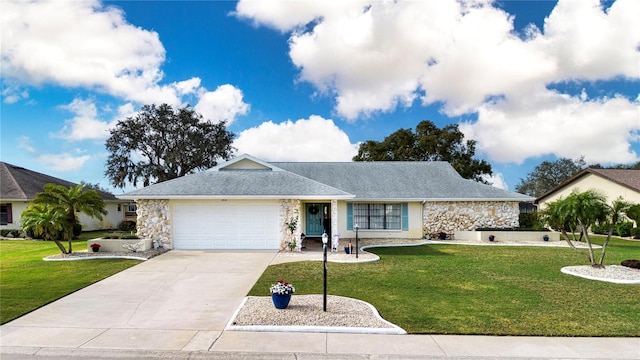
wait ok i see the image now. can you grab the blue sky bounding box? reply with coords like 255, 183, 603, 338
2, 0, 639, 194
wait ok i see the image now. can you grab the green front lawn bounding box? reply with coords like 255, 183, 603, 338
0, 232, 142, 324
249, 237, 640, 336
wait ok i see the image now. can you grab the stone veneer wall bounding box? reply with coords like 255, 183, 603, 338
136, 199, 172, 249
280, 199, 301, 251
423, 201, 520, 235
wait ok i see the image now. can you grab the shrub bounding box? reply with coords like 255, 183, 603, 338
518, 213, 542, 230
616, 222, 634, 237
632, 228, 640, 239
0, 230, 12, 237
590, 222, 608, 235
10, 230, 22, 238
120, 234, 139, 239
73, 223, 82, 238
118, 220, 136, 232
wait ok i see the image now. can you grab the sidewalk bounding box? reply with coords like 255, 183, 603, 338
2, 333, 639, 359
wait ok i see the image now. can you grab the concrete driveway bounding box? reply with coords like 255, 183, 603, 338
0, 250, 278, 352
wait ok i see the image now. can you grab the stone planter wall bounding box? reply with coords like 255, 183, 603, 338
136, 199, 172, 249
87, 238, 153, 252
454, 231, 560, 243
423, 201, 520, 235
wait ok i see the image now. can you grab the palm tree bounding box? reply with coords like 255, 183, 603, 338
20, 204, 71, 254
32, 183, 107, 253
542, 189, 631, 267
599, 196, 632, 265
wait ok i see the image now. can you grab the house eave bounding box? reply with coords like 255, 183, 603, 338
117, 194, 355, 201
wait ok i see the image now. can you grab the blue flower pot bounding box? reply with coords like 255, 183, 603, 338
271, 294, 292, 309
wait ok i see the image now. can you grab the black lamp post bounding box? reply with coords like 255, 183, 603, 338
354, 224, 359, 258
322, 231, 328, 312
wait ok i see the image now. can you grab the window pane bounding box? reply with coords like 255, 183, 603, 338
353, 204, 369, 229
369, 204, 385, 229
385, 204, 401, 230
0, 204, 7, 224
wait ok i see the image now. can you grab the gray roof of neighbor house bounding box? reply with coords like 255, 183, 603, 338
0, 162, 117, 201
273, 161, 532, 201
536, 168, 640, 203
119, 154, 532, 201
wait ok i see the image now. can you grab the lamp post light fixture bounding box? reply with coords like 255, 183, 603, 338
322, 231, 328, 312
354, 224, 359, 259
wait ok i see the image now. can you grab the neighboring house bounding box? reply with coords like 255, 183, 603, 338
536, 168, 640, 209
119, 154, 533, 250
0, 162, 133, 231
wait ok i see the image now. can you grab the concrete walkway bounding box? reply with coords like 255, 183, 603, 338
1, 249, 639, 359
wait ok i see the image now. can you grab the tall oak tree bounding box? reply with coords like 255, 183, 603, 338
105, 104, 235, 188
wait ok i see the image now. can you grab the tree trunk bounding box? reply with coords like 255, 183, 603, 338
561, 229, 590, 263
582, 227, 596, 265
597, 228, 614, 266
52, 239, 68, 254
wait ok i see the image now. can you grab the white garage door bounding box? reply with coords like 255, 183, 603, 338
172, 200, 280, 249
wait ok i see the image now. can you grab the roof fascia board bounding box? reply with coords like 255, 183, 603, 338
209, 154, 285, 172
117, 195, 355, 200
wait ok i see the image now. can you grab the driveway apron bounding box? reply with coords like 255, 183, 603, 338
0, 250, 278, 351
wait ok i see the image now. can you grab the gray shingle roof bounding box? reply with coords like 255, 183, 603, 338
119, 168, 353, 199
273, 161, 532, 201
1, 162, 117, 201
119, 155, 532, 201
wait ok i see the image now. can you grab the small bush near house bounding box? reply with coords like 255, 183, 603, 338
73, 223, 82, 238
103, 232, 139, 239
590, 222, 608, 235
518, 213, 544, 230
615, 222, 634, 237
632, 228, 640, 239
118, 220, 136, 232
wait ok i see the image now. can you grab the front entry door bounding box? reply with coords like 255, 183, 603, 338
305, 203, 331, 237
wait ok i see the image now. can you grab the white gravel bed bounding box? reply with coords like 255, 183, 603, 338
227, 295, 406, 334
561, 265, 640, 284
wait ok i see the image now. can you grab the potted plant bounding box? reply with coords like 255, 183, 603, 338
543, 235, 549, 241
270, 279, 295, 309
90, 243, 101, 252
488, 235, 495, 242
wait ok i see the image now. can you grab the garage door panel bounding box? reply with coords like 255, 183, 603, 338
173, 201, 280, 250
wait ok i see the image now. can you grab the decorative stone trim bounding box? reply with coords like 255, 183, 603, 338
280, 199, 301, 251
423, 201, 520, 235
136, 199, 172, 249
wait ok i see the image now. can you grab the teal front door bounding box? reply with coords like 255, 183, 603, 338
305, 203, 330, 236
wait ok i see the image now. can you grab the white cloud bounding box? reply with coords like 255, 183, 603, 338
1, 1, 251, 117
233, 115, 359, 161
17, 136, 36, 153
36, 152, 91, 172
56, 98, 112, 141
195, 85, 250, 124
482, 172, 508, 190
460, 88, 640, 164
1, 0, 168, 102
236, 0, 640, 164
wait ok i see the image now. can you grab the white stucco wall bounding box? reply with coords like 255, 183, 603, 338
336, 201, 423, 240
0, 201, 125, 231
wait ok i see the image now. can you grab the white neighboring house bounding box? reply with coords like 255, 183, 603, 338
536, 168, 640, 208
0, 162, 135, 232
